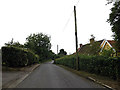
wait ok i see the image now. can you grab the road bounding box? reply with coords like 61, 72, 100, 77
16, 61, 105, 88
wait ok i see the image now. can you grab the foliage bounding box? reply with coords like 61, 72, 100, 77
100, 48, 115, 57
46, 50, 55, 60
107, 1, 120, 51
58, 49, 67, 57
5, 38, 24, 48
2, 46, 39, 67
24, 33, 52, 61
53, 54, 61, 60
55, 54, 120, 80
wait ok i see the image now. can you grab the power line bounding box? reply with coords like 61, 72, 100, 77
62, 0, 80, 32
62, 10, 74, 32
75, 0, 80, 6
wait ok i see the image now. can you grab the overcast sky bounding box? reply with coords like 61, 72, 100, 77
0, 0, 113, 54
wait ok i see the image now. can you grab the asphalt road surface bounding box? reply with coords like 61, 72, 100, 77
16, 61, 105, 88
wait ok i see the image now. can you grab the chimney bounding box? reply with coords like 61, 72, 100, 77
90, 38, 94, 44
79, 44, 83, 48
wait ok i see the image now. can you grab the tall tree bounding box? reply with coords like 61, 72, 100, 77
58, 49, 67, 57
107, 1, 120, 51
24, 33, 51, 61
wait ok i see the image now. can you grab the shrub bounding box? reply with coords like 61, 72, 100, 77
25, 49, 39, 65
55, 54, 120, 80
2, 46, 39, 67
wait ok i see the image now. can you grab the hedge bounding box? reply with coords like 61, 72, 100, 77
55, 54, 120, 80
2, 46, 39, 67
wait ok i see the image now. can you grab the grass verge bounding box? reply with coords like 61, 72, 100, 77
58, 64, 120, 90
2, 59, 52, 71
2, 64, 38, 71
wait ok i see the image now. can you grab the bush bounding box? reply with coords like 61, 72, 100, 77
2, 46, 39, 67
25, 49, 39, 65
55, 54, 120, 80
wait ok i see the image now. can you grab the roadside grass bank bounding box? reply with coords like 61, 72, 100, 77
2, 59, 52, 71
57, 64, 120, 90
2, 64, 40, 71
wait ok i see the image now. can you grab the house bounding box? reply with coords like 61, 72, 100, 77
100, 39, 116, 52
78, 38, 117, 56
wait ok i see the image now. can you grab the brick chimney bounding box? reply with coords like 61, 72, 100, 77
90, 38, 94, 44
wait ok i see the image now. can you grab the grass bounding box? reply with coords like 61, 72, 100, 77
2, 59, 52, 71
58, 64, 120, 90
40, 59, 52, 63
2, 64, 37, 71
2, 66, 27, 71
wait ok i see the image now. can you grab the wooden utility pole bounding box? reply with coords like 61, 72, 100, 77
74, 6, 79, 70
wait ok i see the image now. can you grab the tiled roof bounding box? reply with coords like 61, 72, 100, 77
78, 40, 103, 55
107, 40, 116, 48
77, 39, 117, 55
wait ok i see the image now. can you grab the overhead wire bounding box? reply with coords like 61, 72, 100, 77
75, 0, 80, 6
62, 0, 80, 32
62, 10, 74, 32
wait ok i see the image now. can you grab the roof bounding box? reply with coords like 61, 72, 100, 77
78, 40, 103, 55
78, 39, 116, 55
107, 40, 116, 48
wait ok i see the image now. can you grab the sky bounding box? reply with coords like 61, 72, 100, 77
0, 0, 114, 54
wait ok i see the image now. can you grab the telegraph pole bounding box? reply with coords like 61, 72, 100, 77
74, 6, 79, 70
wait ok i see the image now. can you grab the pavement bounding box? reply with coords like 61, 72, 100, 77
2, 64, 40, 88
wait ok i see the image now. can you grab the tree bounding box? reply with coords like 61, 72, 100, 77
58, 49, 67, 57
5, 38, 24, 48
48, 50, 56, 60
107, 1, 120, 51
24, 33, 51, 61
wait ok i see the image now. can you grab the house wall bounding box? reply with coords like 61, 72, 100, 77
103, 43, 111, 50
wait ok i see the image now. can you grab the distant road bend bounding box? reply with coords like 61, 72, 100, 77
16, 61, 106, 88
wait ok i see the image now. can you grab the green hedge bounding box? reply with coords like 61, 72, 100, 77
2, 46, 39, 67
55, 54, 120, 80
